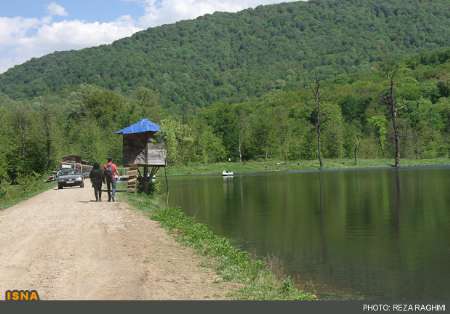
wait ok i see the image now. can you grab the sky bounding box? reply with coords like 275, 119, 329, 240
0, 0, 300, 73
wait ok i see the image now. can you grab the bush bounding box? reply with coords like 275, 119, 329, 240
0, 181, 7, 199
0, 174, 54, 210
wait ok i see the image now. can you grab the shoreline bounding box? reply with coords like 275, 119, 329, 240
126, 193, 317, 300
164, 158, 450, 177
150, 158, 450, 300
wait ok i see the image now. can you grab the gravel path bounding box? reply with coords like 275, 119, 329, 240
0, 183, 236, 300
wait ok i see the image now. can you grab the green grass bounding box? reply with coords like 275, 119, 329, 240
166, 158, 450, 176
126, 193, 316, 300
0, 178, 55, 210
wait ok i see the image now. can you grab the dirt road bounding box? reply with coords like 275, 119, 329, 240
0, 184, 236, 300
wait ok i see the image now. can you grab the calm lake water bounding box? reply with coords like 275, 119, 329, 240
168, 167, 450, 299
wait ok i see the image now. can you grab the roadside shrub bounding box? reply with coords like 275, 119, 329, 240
0, 181, 7, 199
16, 173, 42, 193
0, 173, 54, 210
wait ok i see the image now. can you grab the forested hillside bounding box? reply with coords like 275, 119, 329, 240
1, 49, 449, 187
1, 0, 450, 107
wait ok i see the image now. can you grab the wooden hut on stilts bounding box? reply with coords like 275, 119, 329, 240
115, 119, 167, 193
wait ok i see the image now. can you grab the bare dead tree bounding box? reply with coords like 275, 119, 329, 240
354, 135, 361, 165
238, 132, 243, 163
311, 77, 324, 169
382, 64, 401, 168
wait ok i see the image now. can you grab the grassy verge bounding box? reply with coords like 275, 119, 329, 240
126, 193, 316, 300
166, 158, 450, 176
0, 178, 55, 210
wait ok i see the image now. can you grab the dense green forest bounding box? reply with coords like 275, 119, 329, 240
1, 48, 449, 190
1, 0, 450, 108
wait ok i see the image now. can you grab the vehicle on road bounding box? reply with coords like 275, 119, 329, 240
57, 168, 85, 189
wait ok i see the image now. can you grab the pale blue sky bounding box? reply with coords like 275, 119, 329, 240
0, 0, 299, 73
1, 0, 143, 22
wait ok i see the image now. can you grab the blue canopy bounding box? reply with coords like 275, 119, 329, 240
115, 118, 160, 135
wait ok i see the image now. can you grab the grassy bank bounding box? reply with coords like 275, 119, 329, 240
166, 158, 450, 176
126, 193, 316, 300
0, 178, 55, 210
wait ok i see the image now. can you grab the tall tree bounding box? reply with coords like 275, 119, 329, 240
237, 108, 250, 163
134, 87, 162, 123
381, 61, 401, 167
39, 101, 55, 170
311, 77, 324, 169
368, 115, 388, 157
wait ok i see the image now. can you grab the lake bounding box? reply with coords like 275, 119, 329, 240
168, 166, 450, 299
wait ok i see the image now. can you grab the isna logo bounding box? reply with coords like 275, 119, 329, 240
4, 290, 40, 301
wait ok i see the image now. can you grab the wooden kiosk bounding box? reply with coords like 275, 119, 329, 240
115, 119, 167, 193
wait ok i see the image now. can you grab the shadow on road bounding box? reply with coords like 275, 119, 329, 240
53, 187, 85, 191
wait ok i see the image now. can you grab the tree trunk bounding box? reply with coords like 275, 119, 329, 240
313, 79, 323, 169
413, 130, 419, 159
237, 110, 248, 163
18, 115, 26, 161
388, 77, 400, 168
354, 139, 360, 165
43, 107, 52, 170
238, 133, 242, 163
379, 138, 385, 157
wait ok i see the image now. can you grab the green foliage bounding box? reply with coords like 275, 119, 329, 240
0, 48, 449, 188
368, 115, 388, 157
0, 176, 55, 210
191, 119, 226, 163
0, 85, 154, 187
343, 124, 362, 160
0, 109, 9, 185
1, 0, 450, 107
403, 98, 446, 158
77, 119, 107, 162
321, 102, 344, 158
160, 118, 194, 164
2, 103, 49, 183
132, 87, 162, 123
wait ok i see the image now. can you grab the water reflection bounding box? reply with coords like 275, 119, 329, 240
168, 167, 450, 299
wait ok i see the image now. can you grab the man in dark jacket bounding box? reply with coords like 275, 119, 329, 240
89, 162, 105, 202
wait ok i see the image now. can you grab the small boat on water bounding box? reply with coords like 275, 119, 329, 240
222, 170, 234, 177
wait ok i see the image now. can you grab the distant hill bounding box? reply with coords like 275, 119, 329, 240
1, 0, 450, 106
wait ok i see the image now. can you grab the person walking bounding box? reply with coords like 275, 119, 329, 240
104, 157, 119, 202
89, 163, 104, 202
